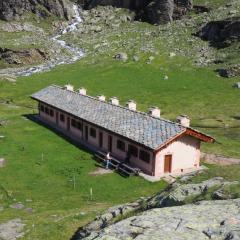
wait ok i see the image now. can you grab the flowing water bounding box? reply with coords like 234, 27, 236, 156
1, 5, 84, 77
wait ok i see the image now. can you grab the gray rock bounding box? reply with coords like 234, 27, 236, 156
133, 55, 139, 62
233, 82, 240, 89
9, 203, 25, 210
82, 199, 240, 240
0, 158, 6, 167
114, 52, 128, 62
0, 0, 74, 21
147, 177, 237, 208
0, 218, 25, 240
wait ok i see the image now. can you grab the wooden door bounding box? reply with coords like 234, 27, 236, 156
108, 135, 112, 152
99, 132, 103, 148
164, 154, 172, 173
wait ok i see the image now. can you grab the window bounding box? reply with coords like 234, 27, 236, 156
71, 119, 76, 127
40, 105, 44, 112
117, 139, 125, 152
71, 119, 82, 131
77, 122, 82, 131
128, 145, 138, 158
90, 127, 96, 138
60, 113, 65, 122
139, 150, 150, 163
45, 107, 49, 115
50, 109, 54, 117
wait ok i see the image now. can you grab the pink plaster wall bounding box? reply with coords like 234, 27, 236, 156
154, 135, 201, 177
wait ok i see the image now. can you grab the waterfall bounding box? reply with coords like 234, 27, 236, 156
12, 4, 84, 77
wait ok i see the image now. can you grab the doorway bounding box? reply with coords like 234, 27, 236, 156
99, 132, 103, 148
108, 135, 112, 152
56, 112, 59, 125
85, 126, 88, 141
164, 154, 172, 173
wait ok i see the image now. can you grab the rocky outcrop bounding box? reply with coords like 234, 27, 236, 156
80, 0, 193, 24
217, 64, 240, 78
82, 199, 240, 239
72, 178, 239, 239
147, 177, 238, 208
71, 198, 148, 239
0, 0, 74, 21
0, 48, 49, 66
196, 17, 240, 48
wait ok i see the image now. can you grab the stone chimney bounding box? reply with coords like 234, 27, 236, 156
78, 87, 87, 95
149, 107, 161, 118
64, 84, 74, 91
126, 100, 137, 111
97, 95, 106, 101
109, 97, 119, 106
176, 115, 190, 127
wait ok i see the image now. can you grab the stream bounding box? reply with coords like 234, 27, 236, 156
1, 5, 84, 77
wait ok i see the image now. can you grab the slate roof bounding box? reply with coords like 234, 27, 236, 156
31, 85, 187, 150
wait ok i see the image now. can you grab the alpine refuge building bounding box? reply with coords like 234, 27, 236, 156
31, 84, 214, 177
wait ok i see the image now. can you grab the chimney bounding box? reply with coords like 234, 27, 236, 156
176, 115, 190, 127
97, 95, 106, 101
149, 106, 160, 118
64, 84, 74, 91
126, 100, 137, 111
109, 97, 119, 106
78, 87, 87, 95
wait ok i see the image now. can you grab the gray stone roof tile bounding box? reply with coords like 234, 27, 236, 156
31, 85, 186, 150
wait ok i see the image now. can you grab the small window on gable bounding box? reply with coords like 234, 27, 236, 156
139, 150, 150, 163
128, 145, 138, 158
60, 113, 65, 122
90, 127, 96, 138
117, 140, 125, 152
50, 109, 54, 117
45, 107, 49, 115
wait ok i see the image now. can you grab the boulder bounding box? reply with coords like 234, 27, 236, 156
217, 65, 240, 78
196, 17, 240, 48
114, 52, 128, 61
233, 82, 240, 89
0, 158, 5, 167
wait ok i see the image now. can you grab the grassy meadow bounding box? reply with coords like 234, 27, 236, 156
0, 48, 240, 239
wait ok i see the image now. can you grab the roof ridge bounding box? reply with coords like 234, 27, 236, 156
50, 84, 183, 128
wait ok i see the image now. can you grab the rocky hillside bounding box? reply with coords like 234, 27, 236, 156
0, 0, 75, 21
79, 0, 193, 24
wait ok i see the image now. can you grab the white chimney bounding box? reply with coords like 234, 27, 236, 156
78, 87, 87, 95
97, 95, 106, 101
176, 115, 190, 127
110, 97, 119, 106
64, 84, 74, 91
149, 107, 161, 118
126, 100, 137, 111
